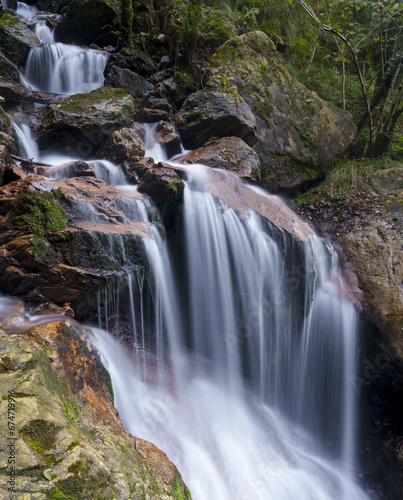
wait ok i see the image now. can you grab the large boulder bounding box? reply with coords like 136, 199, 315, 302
0, 12, 39, 65
0, 320, 190, 499
0, 106, 14, 186
0, 175, 151, 305
207, 31, 357, 192
36, 87, 135, 157
370, 168, 403, 195
104, 65, 153, 106
175, 90, 258, 149
177, 136, 260, 181
0, 54, 20, 83
96, 127, 145, 164
54, 0, 120, 45
36, 0, 72, 13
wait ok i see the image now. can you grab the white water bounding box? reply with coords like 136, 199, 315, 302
5, 10, 371, 497
35, 20, 55, 44
16, 1, 37, 18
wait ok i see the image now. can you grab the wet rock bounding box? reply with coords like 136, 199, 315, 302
175, 90, 258, 149
0, 126, 15, 186
104, 49, 157, 78
122, 156, 156, 183
47, 160, 96, 179
36, 87, 135, 157
0, 75, 59, 104
138, 163, 185, 229
155, 121, 182, 159
0, 53, 20, 83
0, 323, 188, 499
134, 106, 170, 123
96, 127, 145, 164
178, 136, 260, 180
207, 31, 356, 192
370, 168, 403, 195
104, 65, 153, 106
36, 0, 71, 14
0, 175, 151, 305
54, 0, 119, 45
0, 12, 39, 65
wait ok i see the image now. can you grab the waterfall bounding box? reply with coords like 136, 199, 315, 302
3, 8, 371, 496
16, 1, 38, 18
35, 20, 55, 44
23, 43, 108, 94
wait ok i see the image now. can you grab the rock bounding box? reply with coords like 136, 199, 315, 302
176, 90, 258, 149
0, 53, 20, 83
104, 65, 153, 106
0, 75, 59, 104
134, 107, 170, 123
48, 160, 96, 179
36, 87, 135, 158
36, 0, 72, 14
0, 322, 188, 499
155, 121, 182, 159
0, 128, 15, 186
138, 163, 185, 229
104, 50, 157, 79
370, 168, 403, 195
122, 156, 156, 183
0, 175, 151, 305
54, 0, 119, 45
207, 31, 357, 192
178, 136, 260, 180
96, 127, 145, 164
0, 12, 39, 65
142, 96, 172, 113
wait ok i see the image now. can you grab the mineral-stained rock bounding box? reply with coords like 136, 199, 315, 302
175, 90, 258, 149
0, 320, 190, 499
96, 127, 145, 164
36, 87, 135, 157
0, 12, 39, 65
207, 31, 356, 192
54, 0, 120, 45
177, 136, 260, 180
122, 156, 156, 183
0, 175, 151, 306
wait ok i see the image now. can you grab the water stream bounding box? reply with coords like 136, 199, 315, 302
4, 5, 372, 499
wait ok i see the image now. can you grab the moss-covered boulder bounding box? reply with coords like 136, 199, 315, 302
175, 90, 257, 149
0, 175, 150, 305
207, 31, 356, 193
0, 321, 190, 499
36, 87, 135, 157
177, 136, 260, 181
96, 127, 145, 165
54, 0, 120, 45
0, 12, 39, 65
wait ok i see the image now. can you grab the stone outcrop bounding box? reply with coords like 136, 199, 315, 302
0, 105, 15, 186
0, 54, 20, 83
54, 0, 120, 45
155, 121, 182, 159
104, 65, 153, 106
177, 136, 260, 181
0, 316, 190, 499
36, 87, 135, 157
0, 175, 151, 306
207, 31, 356, 192
96, 127, 145, 164
175, 90, 258, 149
0, 12, 39, 65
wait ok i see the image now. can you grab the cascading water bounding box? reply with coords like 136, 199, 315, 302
3, 5, 372, 495
16, 1, 38, 18
35, 20, 55, 44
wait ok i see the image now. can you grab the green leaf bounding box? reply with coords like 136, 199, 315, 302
43, 469, 57, 481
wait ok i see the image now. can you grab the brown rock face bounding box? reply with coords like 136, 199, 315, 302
155, 121, 182, 159
178, 136, 260, 181
96, 127, 145, 164
0, 175, 150, 306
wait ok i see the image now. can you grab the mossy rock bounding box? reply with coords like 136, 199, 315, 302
0, 332, 189, 499
208, 31, 356, 193
0, 12, 39, 64
37, 88, 135, 157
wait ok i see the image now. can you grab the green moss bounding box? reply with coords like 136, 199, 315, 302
63, 400, 82, 423
171, 476, 191, 500
58, 87, 132, 114
47, 468, 114, 500
0, 13, 25, 35
12, 190, 68, 236
20, 419, 60, 454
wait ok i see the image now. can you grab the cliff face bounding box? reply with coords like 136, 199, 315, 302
0, 315, 189, 499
